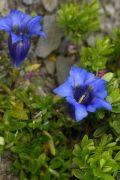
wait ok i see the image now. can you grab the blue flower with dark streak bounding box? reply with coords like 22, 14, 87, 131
54, 66, 112, 121
0, 10, 45, 67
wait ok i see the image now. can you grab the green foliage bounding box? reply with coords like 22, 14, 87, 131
102, 74, 120, 136
0, 87, 72, 179
72, 134, 120, 180
80, 37, 114, 71
0, 0, 120, 179
111, 28, 120, 62
106, 76, 120, 113
58, 0, 99, 43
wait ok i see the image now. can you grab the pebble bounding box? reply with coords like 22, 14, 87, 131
42, 0, 58, 12
44, 60, 55, 75
35, 14, 63, 58
56, 55, 75, 84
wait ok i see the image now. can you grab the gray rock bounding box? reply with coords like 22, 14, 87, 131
0, 0, 9, 15
58, 38, 71, 55
35, 14, 63, 58
100, 18, 112, 32
23, 0, 33, 5
44, 60, 55, 75
86, 35, 96, 46
87, 34, 104, 46
114, 0, 120, 10
56, 55, 75, 84
106, 4, 115, 16
42, 0, 58, 12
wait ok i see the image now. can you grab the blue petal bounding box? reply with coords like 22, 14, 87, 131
90, 98, 112, 111
11, 32, 22, 44
26, 16, 45, 37
75, 104, 88, 121
10, 10, 28, 27
66, 97, 88, 121
92, 90, 107, 99
66, 96, 76, 105
91, 78, 107, 91
53, 81, 73, 98
85, 72, 95, 85
69, 66, 87, 87
8, 37, 30, 67
0, 16, 12, 32
91, 78, 107, 98
87, 104, 96, 112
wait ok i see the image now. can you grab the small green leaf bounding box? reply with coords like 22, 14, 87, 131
102, 72, 114, 82
0, 136, 5, 145
93, 126, 107, 138
72, 169, 83, 179
115, 151, 120, 161
100, 159, 106, 168
11, 109, 28, 120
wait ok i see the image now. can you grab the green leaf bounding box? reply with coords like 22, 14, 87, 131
102, 72, 114, 82
93, 126, 107, 138
101, 174, 115, 180
11, 109, 28, 120
100, 159, 106, 168
110, 120, 120, 134
0, 136, 5, 145
114, 151, 120, 161
72, 169, 83, 179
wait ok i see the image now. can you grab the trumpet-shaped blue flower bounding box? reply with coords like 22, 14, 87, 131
54, 66, 112, 121
0, 10, 45, 67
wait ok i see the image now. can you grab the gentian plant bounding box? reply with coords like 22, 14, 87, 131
54, 66, 112, 121
0, 1, 120, 179
0, 10, 45, 67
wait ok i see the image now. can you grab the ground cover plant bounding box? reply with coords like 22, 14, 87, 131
0, 0, 120, 179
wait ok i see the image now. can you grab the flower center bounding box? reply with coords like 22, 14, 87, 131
13, 26, 29, 36
74, 86, 93, 105
13, 26, 19, 34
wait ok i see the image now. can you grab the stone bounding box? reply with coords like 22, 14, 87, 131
100, 18, 112, 32
23, 0, 33, 5
56, 55, 75, 84
58, 38, 71, 55
42, 0, 58, 12
86, 35, 96, 46
106, 4, 115, 16
0, 0, 9, 15
44, 60, 55, 75
114, 0, 120, 10
35, 14, 63, 58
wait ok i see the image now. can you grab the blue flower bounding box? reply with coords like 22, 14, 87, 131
0, 10, 45, 67
54, 66, 112, 121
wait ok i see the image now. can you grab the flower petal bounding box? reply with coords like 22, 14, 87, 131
11, 32, 22, 44
92, 90, 107, 99
91, 78, 107, 98
66, 97, 88, 121
27, 16, 45, 37
10, 10, 27, 27
0, 16, 12, 32
91, 78, 107, 91
87, 104, 96, 112
91, 98, 112, 111
53, 81, 73, 98
69, 66, 87, 87
85, 72, 95, 85
9, 37, 30, 67
75, 104, 88, 121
